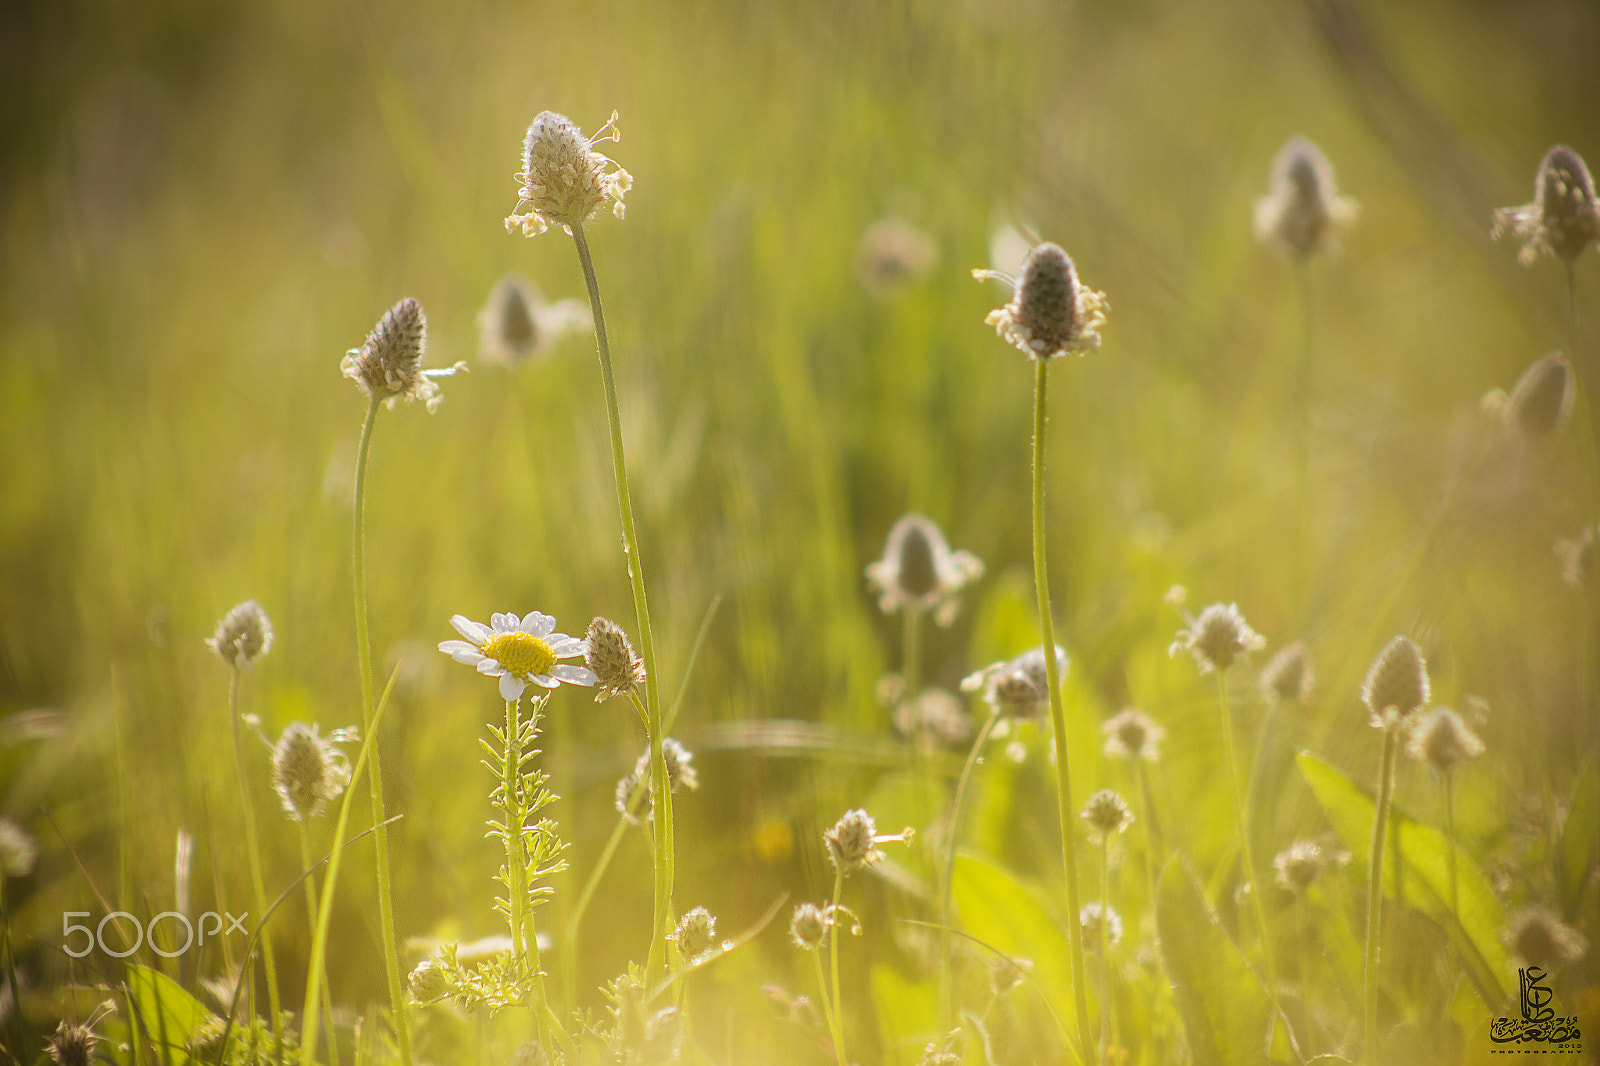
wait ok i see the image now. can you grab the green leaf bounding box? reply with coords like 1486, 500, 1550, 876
1296, 752, 1512, 1002
1558, 760, 1597, 916
950, 852, 1082, 1055
1156, 855, 1272, 1066
126, 963, 216, 1065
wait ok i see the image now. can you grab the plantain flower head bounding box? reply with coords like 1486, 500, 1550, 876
1361, 635, 1430, 729
208, 600, 273, 671
1493, 145, 1600, 265
973, 241, 1108, 358
340, 297, 464, 413
865, 513, 983, 625
1406, 707, 1485, 776
505, 110, 632, 237
477, 274, 590, 366
1254, 136, 1359, 260
1170, 601, 1265, 675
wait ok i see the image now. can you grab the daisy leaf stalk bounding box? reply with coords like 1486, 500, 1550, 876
975, 242, 1107, 1065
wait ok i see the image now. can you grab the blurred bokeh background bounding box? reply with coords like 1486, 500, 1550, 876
2, 0, 1598, 1062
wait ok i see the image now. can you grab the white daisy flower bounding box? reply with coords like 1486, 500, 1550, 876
438, 612, 596, 701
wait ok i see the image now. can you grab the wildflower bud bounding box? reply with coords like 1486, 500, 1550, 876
988, 955, 1031, 996
865, 513, 983, 625
1505, 351, 1574, 440
826, 808, 882, 870
586, 616, 646, 702
1273, 839, 1342, 894
1171, 602, 1265, 674
45, 1022, 98, 1066
790, 902, 828, 949
1504, 906, 1588, 968
975, 243, 1108, 358
1078, 903, 1123, 949
661, 738, 698, 792
672, 906, 717, 963
1361, 635, 1430, 729
1495, 146, 1600, 264
964, 646, 1067, 720
207, 600, 273, 670
506, 111, 632, 237
0, 816, 38, 878
1101, 708, 1163, 762
1260, 641, 1313, 706
1406, 707, 1485, 776
1253, 136, 1359, 260
408, 957, 450, 1004
341, 298, 428, 405
615, 769, 647, 823
1080, 789, 1134, 839
273, 723, 353, 821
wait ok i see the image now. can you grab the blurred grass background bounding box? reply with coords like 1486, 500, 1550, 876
2, 0, 1598, 1062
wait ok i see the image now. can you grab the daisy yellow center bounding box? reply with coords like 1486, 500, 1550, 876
481, 632, 556, 678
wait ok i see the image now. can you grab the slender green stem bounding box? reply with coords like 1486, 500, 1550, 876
1444, 772, 1461, 994
1097, 837, 1110, 1065
1031, 358, 1095, 1066
570, 223, 670, 981
229, 668, 284, 1048
1295, 259, 1314, 609
939, 712, 1002, 1030
1364, 726, 1399, 1066
298, 826, 340, 1066
503, 698, 529, 973
810, 948, 845, 1064
1217, 673, 1282, 1048
350, 395, 412, 1066
903, 606, 931, 833
563, 805, 636, 991
828, 868, 846, 1064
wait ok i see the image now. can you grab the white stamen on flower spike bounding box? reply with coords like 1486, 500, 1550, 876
505, 110, 633, 238
973, 242, 1108, 359
1494, 145, 1600, 265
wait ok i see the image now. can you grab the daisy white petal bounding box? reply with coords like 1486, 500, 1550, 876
551, 664, 598, 685
491, 612, 519, 631
522, 612, 557, 638
528, 673, 561, 688
477, 659, 506, 677
548, 636, 586, 657
499, 674, 526, 701
451, 615, 493, 643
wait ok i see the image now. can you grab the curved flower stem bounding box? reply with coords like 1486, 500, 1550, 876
828, 868, 847, 1064
939, 711, 1001, 1031
1031, 357, 1095, 1066
297, 826, 340, 1066
229, 668, 283, 1049
1364, 726, 1399, 1066
810, 948, 846, 1064
1217, 672, 1283, 1054
570, 223, 671, 981
351, 395, 412, 1066
1098, 836, 1111, 1066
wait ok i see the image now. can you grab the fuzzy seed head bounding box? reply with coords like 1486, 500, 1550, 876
272, 723, 353, 821
0, 816, 37, 877
207, 600, 273, 670
483, 275, 537, 360
585, 616, 646, 702
1507, 351, 1575, 440
1080, 789, 1134, 839
1272, 839, 1347, 893
1260, 641, 1313, 706
1102, 708, 1164, 762
409, 957, 450, 1003
964, 645, 1068, 721
1361, 635, 1430, 729
1254, 136, 1359, 260
790, 902, 828, 949
1495, 146, 1600, 264
975, 242, 1108, 359
826, 808, 882, 870
1079, 902, 1123, 949
865, 513, 983, 625
506, 111, 632, 237
1504, 906, 1588, 968
1406, 707, 1485, 776
672, 906, 717, 962
340, 297, 454, 412
1171, 602, 1265, 674
45, 1023, 98, 1066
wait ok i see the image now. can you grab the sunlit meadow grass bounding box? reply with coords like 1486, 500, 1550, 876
2, 1, 1598, 1064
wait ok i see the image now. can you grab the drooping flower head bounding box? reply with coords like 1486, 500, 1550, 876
1253, 136, 1359, 260
1493, 145, 1600, 265
340, 297, 464, 413
973, 242, 1108, 358
207, 600, 273, 671
961, 645, 1069, 721
585, 616, 647, 702
272, 722, 357, 821
438, 611, 596, 701
865, 513, 983, 626
1101, 708, 1164, 762
1361, 635, 1430, 730
1405, 707, 1485, 776
1080, 789, 1134, 840
477, 274, 590, 365
1169, 597, 1265, 675
1260, 641, 1314, 706
505, 110, 632, 237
